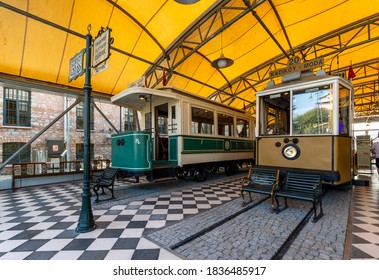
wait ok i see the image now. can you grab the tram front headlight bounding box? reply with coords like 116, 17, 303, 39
282, 144, 300, 160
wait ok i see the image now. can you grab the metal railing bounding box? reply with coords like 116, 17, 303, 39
11, 159, 110, 191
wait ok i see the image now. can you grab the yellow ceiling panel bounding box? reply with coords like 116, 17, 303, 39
21, 20, 67, 82
29, 0, 73, 27
0, 0, 378, 117
0, 9, 26, 75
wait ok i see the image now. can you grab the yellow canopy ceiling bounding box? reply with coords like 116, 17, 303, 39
1, 0, 379, 116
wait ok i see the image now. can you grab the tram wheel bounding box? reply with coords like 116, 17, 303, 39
193, 167, 208, 182
225, 163, 238, 176
175, 168, 187, 180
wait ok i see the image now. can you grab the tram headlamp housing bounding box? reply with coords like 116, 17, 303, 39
282, 144, 300, 160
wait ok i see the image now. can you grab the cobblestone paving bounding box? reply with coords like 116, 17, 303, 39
148, 188, 351, 260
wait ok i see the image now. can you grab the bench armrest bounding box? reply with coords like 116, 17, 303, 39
313, 183, 322, 197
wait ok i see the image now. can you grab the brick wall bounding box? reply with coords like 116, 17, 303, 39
0, 87, 122, 173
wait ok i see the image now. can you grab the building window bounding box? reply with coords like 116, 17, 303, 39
75, 143, 94, 161
191, 107, 214, 134
76, 101, 94, 130
2, 142, 31, 164
3, 88, 31, 127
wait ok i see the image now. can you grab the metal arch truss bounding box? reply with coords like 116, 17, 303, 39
144, 0, 267, 91
210, 13, 379, 110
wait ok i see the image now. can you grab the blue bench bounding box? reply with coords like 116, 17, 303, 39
273, 171, 324, 222
240, 167, 280, 207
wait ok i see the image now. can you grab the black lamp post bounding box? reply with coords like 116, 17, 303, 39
76, 25, 96, 233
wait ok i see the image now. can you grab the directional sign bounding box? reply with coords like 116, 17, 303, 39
68, 49, 85, 82
93, 28, 110, 67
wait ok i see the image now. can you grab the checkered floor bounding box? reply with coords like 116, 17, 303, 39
0, 178, 240, 260
350, 174, 379, 259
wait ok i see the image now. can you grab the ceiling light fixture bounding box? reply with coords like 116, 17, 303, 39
211, 32, 234, 69
174, 0, 200, 4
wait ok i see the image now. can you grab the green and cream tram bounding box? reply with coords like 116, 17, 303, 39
255, 72, 354, 186
110, 86, 255, 181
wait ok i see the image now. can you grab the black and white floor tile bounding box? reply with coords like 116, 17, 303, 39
350, 173, 379, 259
0, 178, 241, 260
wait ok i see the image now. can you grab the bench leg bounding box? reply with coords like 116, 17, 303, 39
273, 196, 288, 213
312, 199, 324, 223
110, 184, 115, 199
93, 186, 100, 203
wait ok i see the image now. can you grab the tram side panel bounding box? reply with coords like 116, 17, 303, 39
256, 135, 351, 185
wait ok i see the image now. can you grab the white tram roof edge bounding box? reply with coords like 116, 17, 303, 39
256, 74, 353, 97
111, 86, 248, 115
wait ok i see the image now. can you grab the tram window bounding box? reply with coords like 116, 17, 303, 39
237, 118, 250, 138
145, 112, 151, 131
123, 108, 137, 131
259, 93, 290, 136
292, 86, 332, 135
171, 105, 177, 133
218, 113, 234, 136
191, 107, 214, 134
339, 85, 350, 135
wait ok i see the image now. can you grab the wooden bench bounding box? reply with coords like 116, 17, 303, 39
273, 171, 324, 222
240, 167, 280, 206
92, 167, 119, 202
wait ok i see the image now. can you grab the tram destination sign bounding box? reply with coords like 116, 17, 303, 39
269, 57, 324, 79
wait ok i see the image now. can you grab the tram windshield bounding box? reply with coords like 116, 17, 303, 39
292, 85, 332, 135
259, 84, 339, 136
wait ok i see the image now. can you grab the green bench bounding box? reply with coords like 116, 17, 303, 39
240, 167, 280, 207
92, 167, 119, 202
273, 171, 324, 222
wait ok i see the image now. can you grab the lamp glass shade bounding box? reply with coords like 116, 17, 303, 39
174, 0, 200, 4
211, 54, 234, 69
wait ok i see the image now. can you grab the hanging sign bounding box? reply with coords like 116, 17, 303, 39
93, 60, 109, 76
93, 27, 111, 67
269, 56, 324, 79
68, 49, 85, 82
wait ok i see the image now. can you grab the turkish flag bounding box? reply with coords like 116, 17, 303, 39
162, 70, 167, 86
348, 65, 356, 80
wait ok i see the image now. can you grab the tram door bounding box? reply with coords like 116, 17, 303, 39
155, 103, 169, 161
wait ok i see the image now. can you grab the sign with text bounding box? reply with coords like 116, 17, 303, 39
93, 60, 109, 76
68, 49, 85, 82
269, 57, 324, 79
93, 28, 111, 67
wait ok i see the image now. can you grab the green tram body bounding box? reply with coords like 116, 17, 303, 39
110, 87, 255, 181
255, 72, 354, 186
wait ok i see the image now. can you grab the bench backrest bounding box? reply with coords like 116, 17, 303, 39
101, 167, 119, 181
284, 171, 321, 194
249, 168, 279, 185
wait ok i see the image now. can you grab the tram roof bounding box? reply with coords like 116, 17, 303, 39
0, 1, 378, 117
112, 86, 247, 114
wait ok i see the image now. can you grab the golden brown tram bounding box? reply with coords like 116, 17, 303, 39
255, 71, 353, 186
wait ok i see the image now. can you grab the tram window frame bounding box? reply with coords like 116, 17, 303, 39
217, 112, 234, 137
259, 92, 290, 136
191, 106, 214, 135
236, 118, 250, 138
292, 85, 333, 135
339, 85, 350, 135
